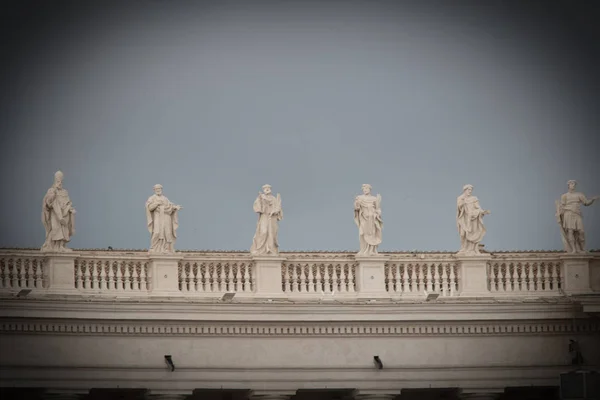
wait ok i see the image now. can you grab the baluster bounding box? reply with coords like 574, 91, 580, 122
329, 264, 336, 292
126, 262, 134, 291
540, 263, 548, 291
217, 263, 224, 292
447, 264, 455, 296
281, 264, 288, 292
140, 262, 148, 291
524, 263, 530, 291
74, 261, 82, 289
240, 263, 244, 292
231, 263, 238, 292
0, 258, 5, 289
400, 263, 407, 293
349, 263, 357, 293
107, 261, 115, 290
506, 263, 513, 291
339, 264, 347, 293
498, 263, 506, 292
496, 262, 502, 292
24, 259, 33, 288
415, 264, 422, 292
0, 258, 6, 289
439, 264, 446, 296
298, 264, 307, 293
304, 264, 316, 293
189, 263, 196, 292
117, 261, 125, 291
405, 264, 412, 293
516, 263, 522, 291
9, 259, 17, 288
132, 262, 140, 291
229, 263, 236, 292
335, 264, 342, 292
32, 259, 42, 288
15, 259, 24, 288
90, 261, 99, 289
82, 261, 90, 289
428, 264, 435, 292
321, 264, 329, 293
224, 263, 231, 292
442, 264, 449, 296
387, 263, 394, 292
555, 262, 563, 290
197, 263, 203, 291
182, 262, 190, 292
289, 264, 297, 292
532, 263, 539, 291
206, 263, 213, 292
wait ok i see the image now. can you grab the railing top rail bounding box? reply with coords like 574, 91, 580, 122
0, 248, 597, 260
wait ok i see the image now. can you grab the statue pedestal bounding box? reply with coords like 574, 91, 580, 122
148, 254, 183, 297
456, 254, 492, 297
44, 252, 80, 295
355, 255, 389, 299
253, 256, 286, 298
560, 253, 592, 295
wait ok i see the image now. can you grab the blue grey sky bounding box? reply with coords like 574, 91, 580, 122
1, 0, 599, 251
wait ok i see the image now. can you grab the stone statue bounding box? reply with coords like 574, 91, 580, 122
354, 184, 382, 256
556, 180, 599, 253
456, 184, 490, 255
41, 171, 76, 252
250, 184, 283, 256
145, 184, 182, 254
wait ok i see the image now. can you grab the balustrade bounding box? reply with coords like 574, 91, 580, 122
385, 261, 459, 296
0, 255, 46, 290
282, 262, 357, 293
178, 260, 254, 293
487, 260, 562, 293
0, 250, 594, 299
74, 258, 149, 292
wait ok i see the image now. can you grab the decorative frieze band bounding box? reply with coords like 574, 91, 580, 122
1, 320, 598, 337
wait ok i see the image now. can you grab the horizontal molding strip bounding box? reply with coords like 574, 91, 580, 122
1, 319, 599, 337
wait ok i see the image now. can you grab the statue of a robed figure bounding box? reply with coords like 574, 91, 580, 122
456, 184, 490, 255
146, 184, 182, 254
556, 180, 598, 253
250, 184, 283, 256
41, 171, 76, 252
354, 184, 382, 256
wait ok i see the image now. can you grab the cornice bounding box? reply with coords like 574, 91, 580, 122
1, 318, 599, 337
0, 297, 594, 322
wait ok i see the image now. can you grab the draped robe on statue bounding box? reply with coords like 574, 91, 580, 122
456, 194, 486, 254
41, 187, 75, 252
146, 194, 179, 254
250, 194, 282, 255
354, 194, 382, 256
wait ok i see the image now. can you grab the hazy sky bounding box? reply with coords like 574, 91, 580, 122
1, 0, 599, 251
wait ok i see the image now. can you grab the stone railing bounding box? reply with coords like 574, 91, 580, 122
0, 249, 597, 299
385, 260, 460, 296
0, 253, 47, 290
178, 257, 254, 294
282, 255, 357, 295
487, 258, 563, 294
74, 255, 150, 293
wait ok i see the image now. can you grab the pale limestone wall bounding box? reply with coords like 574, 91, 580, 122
1, 331, 598, 391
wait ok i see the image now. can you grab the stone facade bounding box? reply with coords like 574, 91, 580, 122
1, 249, 599, 399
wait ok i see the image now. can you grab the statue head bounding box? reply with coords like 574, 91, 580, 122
153, 184, 163, 196
54, 171, 64, 188
462, 184, 473, 196
361, 184, 372, 195
262, 184, 272, 195
567, 180, 577, 192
